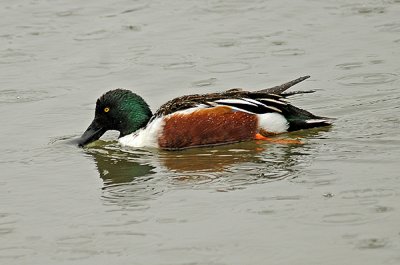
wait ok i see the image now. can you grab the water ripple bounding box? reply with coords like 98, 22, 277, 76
356, 238, 389, 249
271, 48, 305, 56
133, 53, 194, 69
353, 6, 385, 14
120, 5, 149, 14
0, 88, 69, 103
234, 51, 266, 60
74, 29, 111, 41
0, 212, 15, 235
127, 44, 153, 54
163, 62, 196, 70
339, 188, 396, 200
191, 78, 217, 87
337, 73, 398, 85
336, 62, 363, 70
322, 212, 366, 224
376, 22, 400, 32
0, 49, 36, 64
0, 246, 35, 260
214, 39, 240, 48
201, 2, 265, 14
202, 61, 251, 73
340, 3, 386, 16
55, 8, 82, 17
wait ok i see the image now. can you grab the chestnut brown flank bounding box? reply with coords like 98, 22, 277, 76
158, 106, 258, 149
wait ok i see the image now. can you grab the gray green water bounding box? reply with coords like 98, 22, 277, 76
1, 0, 400, 264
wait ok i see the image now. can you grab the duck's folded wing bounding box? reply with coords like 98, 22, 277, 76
209, 97, 287, 114
153, 75, 317, 117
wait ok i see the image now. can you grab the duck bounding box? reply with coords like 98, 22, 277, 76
78, 76, 332, 150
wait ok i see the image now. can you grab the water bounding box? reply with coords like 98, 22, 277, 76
1, 0, 400, 264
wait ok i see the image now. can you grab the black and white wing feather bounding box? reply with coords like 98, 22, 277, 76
210, 96, 288, 114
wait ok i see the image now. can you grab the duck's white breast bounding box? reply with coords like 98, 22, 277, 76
118, 117, 165, 148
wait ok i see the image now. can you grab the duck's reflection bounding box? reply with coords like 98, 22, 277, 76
78, 128, 331, 209
158, 142, 265, 172
85, 141, 267, 187
84, 141, 156, 185
85, 126, 331, 186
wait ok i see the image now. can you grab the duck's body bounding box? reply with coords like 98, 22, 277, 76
78, 76, 332, 150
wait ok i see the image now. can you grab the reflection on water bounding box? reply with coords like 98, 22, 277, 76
82, 128, 331, 202
85, 142, 156, 185
158, 143, 265, 172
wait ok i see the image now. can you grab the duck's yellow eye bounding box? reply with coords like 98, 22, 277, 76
104, 107, 110, 113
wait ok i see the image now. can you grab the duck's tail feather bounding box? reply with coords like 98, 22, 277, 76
282, 103, 333, 131
257, 75, 311, 94
288, 118, 333, 131
281, 90, 316, 97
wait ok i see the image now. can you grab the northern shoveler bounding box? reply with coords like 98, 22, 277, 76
78, 76, 332, 150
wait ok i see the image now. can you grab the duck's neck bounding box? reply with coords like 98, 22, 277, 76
118, 96, 153, 137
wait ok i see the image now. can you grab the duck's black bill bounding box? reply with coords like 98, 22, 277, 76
78, 119, 106, 147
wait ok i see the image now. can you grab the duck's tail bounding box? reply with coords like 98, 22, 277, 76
288, 118, 333, 131
282, 103, 333, 131
257, 75, 314, 96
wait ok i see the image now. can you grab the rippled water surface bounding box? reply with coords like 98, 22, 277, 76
1, 0, 400, 264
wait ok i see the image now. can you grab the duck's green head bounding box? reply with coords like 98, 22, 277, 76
78, 89, 152, 147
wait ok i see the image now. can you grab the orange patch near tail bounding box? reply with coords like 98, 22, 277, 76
159, 106, 258, 149
254, 133, 303, 145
